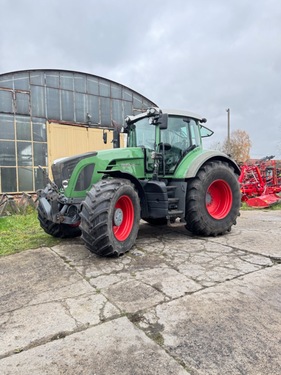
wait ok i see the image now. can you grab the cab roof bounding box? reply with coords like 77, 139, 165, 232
162, 108, 205, 121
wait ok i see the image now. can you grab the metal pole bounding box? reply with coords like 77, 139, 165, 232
226, 108, 230, 154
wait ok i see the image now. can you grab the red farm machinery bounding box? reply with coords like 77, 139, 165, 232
239, 155, 281, 207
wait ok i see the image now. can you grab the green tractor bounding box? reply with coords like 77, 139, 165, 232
37, 107, 241, 256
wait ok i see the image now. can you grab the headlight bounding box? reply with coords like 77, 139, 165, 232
62, 179, 69, 189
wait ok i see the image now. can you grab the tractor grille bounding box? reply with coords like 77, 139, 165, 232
52, 152, 97, 188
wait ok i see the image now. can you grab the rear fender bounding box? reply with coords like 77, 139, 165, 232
176, 150, 240, 178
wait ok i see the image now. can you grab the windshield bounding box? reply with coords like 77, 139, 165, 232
128, 117, 156, 149
127, 114, 202, 151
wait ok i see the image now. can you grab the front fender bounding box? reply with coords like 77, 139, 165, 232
101, 170, 149, 218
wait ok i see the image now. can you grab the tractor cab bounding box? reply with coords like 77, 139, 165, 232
124, 107, 213, 177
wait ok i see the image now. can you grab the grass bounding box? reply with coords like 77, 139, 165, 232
1, 198, 280, 257
0, 209, 61, 256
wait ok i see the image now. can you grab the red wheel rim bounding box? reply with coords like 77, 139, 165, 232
206, 179, 233, 219
113, 195, 134, 241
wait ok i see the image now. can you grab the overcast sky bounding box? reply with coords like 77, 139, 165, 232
1, 0, 280, 158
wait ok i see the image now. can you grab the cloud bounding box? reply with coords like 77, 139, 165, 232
1, 0, 281, 158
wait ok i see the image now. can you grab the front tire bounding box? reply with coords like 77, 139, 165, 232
185, 161, 241, 236
38, 210, 81, 238
80, 178, 140, 256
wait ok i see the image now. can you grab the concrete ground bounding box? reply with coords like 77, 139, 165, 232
0, 210, 281, 375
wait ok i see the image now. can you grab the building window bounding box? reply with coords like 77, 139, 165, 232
14, 72, 30, 90
0, 168, 17, 192
0, 69, 156, 192
16, 116, 31, 141
46, 88, 60, 119
16, 92, 30, 115
18, 167, 33, 191
74, 73, 86, 93
45, 71, 59, 88
32, 118, 47, 142
60, 72, 74, 90
0, 89, 13, 113
0, 113, 47, 193
61, 90, 74, 121
31, 86, 45, 117
75, 93, 86, 123
0, 114, 14, 139
0, 141, 16, 166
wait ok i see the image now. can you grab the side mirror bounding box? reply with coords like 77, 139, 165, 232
200, 125, 214, 138
103, 130, 108, 144
159, 113, 168, 129
150, 113, 168, 129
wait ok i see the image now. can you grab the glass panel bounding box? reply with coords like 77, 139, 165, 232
30, 71, 44, 85
34, 167, 47, 190
60, 72, 74, 90
1, 167, 17, 192
133, 94, 143, 110
74, 74, 86, 93
0, 74, 13, 89
75, 93, 86, 122
132, 117, 155, 149
99, 79, 110, 97
190, 121, 201, 146
112, 99, 122, 125
0, 115, 14, 140
0, 141, 16, 166
32, 119, 46, 142
87, 95, 99, 124
122, 88, 132, 101
87, 76, 99, 95
31, 86, 45, 117
34, 142, 47, 166
0, 89, 13, 113
61, 90, 74, 121
111, 83, 122, 99
123, 101, 132, 118
46, 88, 60, 119
15, 92, 30, 115
16, 116, 31, 140
45, 71, 59, 88
14, 72, 29, 90
100, 97, 111, 126
162, 117, 191, 146
200, 125, 214, 138
143, 98, 154, 108
18, 167, 33, 191
17, 142, 32, 166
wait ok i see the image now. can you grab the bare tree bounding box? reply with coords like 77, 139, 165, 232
222, 129, 252, 163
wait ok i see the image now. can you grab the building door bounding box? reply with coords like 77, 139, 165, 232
47, 122, 114, 169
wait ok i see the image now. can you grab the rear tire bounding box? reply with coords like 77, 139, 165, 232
80, 178, 140, 256
185, 161, 240, 236
38, 210, 81, 238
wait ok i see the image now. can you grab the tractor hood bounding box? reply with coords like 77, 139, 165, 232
53, 147, 146, 198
